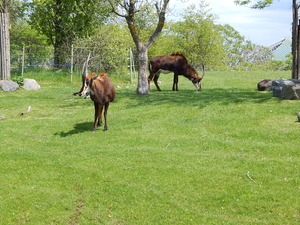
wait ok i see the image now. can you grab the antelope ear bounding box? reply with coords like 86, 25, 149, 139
92, 76, 98, 80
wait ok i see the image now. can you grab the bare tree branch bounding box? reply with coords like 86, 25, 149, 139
108, 0, 127, 18
147, 0, 169, 47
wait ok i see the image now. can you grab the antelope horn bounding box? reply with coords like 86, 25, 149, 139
82, 52, 91, 78
201, 63, 205, 79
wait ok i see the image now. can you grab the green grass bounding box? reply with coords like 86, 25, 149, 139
0, 70, 299, 224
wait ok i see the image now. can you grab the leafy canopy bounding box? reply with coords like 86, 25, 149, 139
234, 0, 274, 9
27, 0, 111, 46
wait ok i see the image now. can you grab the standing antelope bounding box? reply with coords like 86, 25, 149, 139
74, 55, 116, 131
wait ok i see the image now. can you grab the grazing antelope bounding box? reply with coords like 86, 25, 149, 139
148, 52, 205, 91
257, 79, 272, 91
74, 54, 116, 131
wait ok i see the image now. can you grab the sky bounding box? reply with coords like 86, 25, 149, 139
171, 0, 292, 46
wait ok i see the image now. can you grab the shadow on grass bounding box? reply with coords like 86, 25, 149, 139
55, 122, 93, 137
58, 87, 276, 137
116, 87, 276, 109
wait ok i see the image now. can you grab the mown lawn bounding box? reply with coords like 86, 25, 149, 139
0, 70, 299, 224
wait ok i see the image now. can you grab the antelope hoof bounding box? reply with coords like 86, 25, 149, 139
104, 127, 108, 131
92, 128, 97, 132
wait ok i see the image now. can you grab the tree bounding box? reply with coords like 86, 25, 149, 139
73, 24, 134, 72
110, 0, 170, 95
28, 0, 110, 68
170, 3, 225, 69
291, 0, 299, 79
234, 0, 299, 79
149, 2, 270, 71
10, 20, 51, 69
0, 0, 11, 80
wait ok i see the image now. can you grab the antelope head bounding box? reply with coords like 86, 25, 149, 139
73, 53, 92, 96
192, 63, 205, 91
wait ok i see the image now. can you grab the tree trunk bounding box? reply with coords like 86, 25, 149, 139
110, 0, 169, 94
0, 12, 10, 80
136, 43, 149, 95
54, 42, 61, 68
53, 0, 63, 68
292, 1, 299, 79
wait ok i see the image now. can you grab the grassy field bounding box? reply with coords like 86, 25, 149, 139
0, 70, 299, 224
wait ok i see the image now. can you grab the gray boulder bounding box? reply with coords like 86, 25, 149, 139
0, 80, 19, 92
271, 79, 300, 100
22, 78, 40, 91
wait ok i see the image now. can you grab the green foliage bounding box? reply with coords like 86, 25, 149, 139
28, 0, 110, 46
10, 20, 49, 49
133, 2, 159, 42
26, 0, 111, 67
73, 24, 134, 72
4, 0, 26, 20
1, 70, 299, 224
234, 0, 273, 8
10, 20, 52, 70
17, 68, 71, 83
150, 2, 226, 70
9, 0, 288, 74
176, 3, 225, 69
11, 75, 24, 86
150, 1, 273, 71
263, 59, 292, 71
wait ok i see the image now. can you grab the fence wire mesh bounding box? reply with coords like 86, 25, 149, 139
10, 41, 292, 82
11, 46, 137, 83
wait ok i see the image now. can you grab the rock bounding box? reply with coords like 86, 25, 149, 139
22, 78, 40, 91
271, 79, 300, 100
0, 80, 19, 92
257, 79, 272, 91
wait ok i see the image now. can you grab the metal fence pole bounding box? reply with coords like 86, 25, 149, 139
128, 47, 136, 83
21, 45, 25, 77
131, 48, 136, 79
70, 44, 74, 83
129, 48, 133, 83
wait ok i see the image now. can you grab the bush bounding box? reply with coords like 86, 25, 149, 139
11, 75, 24, 86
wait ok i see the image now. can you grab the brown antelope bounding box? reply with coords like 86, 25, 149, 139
74, 54, 116, 131
148, 52, 205, 91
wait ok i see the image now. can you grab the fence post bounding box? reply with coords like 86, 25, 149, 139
70, 44, 74, 83
131, 48, 136, 79
0, 12, 11, 80
128, 48, 136, 83
129, 48, 133, 83
21, 45, 25, 77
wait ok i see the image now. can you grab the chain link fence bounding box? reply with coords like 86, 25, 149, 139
10, 42, 291, 82
11, 45, 137, 83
